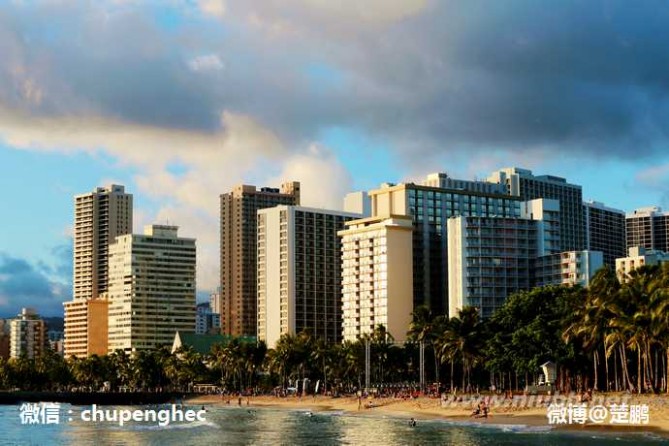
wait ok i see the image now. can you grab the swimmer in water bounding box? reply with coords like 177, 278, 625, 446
409, 417, 416, 427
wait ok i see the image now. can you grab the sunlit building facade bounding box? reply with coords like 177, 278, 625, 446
64, 184, 132, 357
107, 225, 196, 353
257, 206, 359, 347
339, 215, 414, 342
220, 183, 300, 337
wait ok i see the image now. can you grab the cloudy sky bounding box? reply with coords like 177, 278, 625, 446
1, 0, 669, 316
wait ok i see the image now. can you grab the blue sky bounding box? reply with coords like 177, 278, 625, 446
1, 0, 669, 316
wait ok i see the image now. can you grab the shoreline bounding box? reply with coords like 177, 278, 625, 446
186, 394, 669, 437
0, 391, 186, 406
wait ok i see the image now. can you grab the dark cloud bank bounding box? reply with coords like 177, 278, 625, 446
0, 244, 72, 317
2, 1, 669, 159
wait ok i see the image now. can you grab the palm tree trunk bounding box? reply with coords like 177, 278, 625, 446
654, 348, 659, 391
642, 346, 648, 391
462, 355, 466, 392
450, 360, 454, 392
637, 348, 642, 394
663, 351, 667, 392
614, 348, 619, 391
604, 345, 610, 392
593, 351, 599, 391
525, 371, 529, 391
620, 346, 633, 391
665, 347, 669, 395
323, 358, 327, 394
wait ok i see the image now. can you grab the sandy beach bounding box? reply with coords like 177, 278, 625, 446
187, 392, 669, 436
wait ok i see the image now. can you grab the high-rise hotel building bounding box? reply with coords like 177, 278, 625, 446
626, 207, 669, 253
257, 206, 360, 347
365, 175, 522, 315
583, 200, 626, 267
487, 167, 585, 251
64, 185, 132, 358
107, 225, 196, 353
520, 198, 561, 256
338, 215, 414, 342
447, 216, 538, 318
220, 182, 300, 337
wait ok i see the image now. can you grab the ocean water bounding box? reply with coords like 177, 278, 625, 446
0, 404, 665, 445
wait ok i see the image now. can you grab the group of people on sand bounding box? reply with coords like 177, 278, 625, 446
471, 400, 490, 419
577, 389, 593, 402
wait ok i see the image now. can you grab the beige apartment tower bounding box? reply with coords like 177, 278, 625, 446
339, 215, 414, 342
64, 184, 132, 357
107, 225, 196, 353
63, 299, 109, 357
220, 182, 300, 337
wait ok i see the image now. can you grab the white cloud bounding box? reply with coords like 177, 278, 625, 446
298, 0, 428, 23
0, 102, 353, 293
270, 144, 353, 210
187, 54, 224, 72
636, 164, 669, 187
198, 0, 226, 19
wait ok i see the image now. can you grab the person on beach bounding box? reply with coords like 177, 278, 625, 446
409, 418, 416, 427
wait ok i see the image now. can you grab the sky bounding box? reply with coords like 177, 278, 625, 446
1, 0, 669, 317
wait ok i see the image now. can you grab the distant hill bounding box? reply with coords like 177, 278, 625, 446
43, 317, 64, 332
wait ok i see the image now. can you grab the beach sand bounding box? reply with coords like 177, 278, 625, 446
187, 392, 669, 436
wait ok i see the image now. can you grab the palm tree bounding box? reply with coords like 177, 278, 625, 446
10, 355, 37, 390
109, 349, 132, 390
267, 333, 309, 387
171, 346, 206, 392
311, 338, 330, 394
362, 325, 397, 385
563, 266, 620, 391
611, 267, 658, 393
338, 340, 364, 390
438, 307, 483, 392
408, 306, 447, 385
646, 263, 669, 393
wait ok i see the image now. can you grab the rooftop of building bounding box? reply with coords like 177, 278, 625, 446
627, 206, 669, 217
583, 200, 626, 214
487, 167, 581, 188
368, 180, 518, 200
75, 184, 128, 198
222, 182, 300, 196
341, 213, 415, 227
258, 204, 362, 218
622, 246, 669, 258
